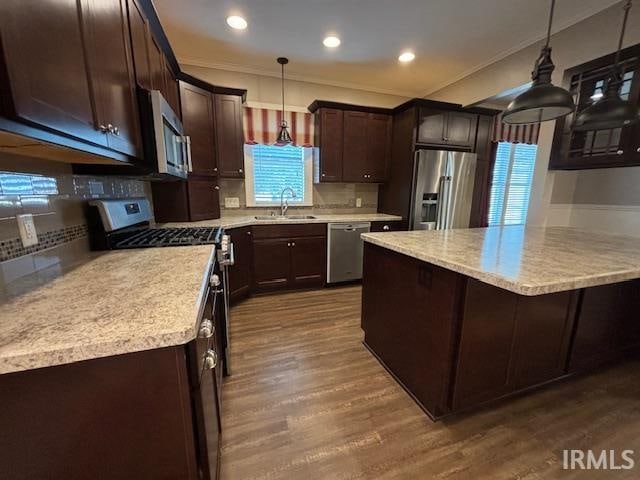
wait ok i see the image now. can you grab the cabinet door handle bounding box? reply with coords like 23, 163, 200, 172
214, 185, 220, 190
287, 242, 291, 247
637, 147, 640, 153
291, 242, 295, 247
112, 126, 120, 136
322, 173, 326, 177
617, 150, 624, 155
238, 168, 243, 173
99, 124, 109, 133
247, 231, 252, 236
383, 225, 390, 231
213, 167, 218, 172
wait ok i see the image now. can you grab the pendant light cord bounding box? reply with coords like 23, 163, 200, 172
281, 62, 285, 121
544, 0, 555, 48
614, 0, 632, 66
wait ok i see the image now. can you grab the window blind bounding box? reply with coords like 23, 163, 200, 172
487, 142, 537, 226
252, 145, 305, 204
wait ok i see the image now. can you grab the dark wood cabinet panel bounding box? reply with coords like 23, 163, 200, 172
315, 108, 344, 182
252, 238, 291, 292
148, 34, 165, 93
445, 111, 477, 148
510, 292, 576, 389
0, 0, 106, 147
370, 221, 403, 232
362, 244, 462, 418
417, 108, 447, 145
192, 367, 221, 480
418, 108, 477, 149
342, 111, 368, 182
228, 227, 252, 304
187, 178, 221, 221
163, 59, 181, 117
252, 223, 326, 240
453, 280, 518, 410
180, 81, 217, 176
570, 279, 640, 372
82, 0, 142, 157
126, 0, 152, 90
0, 347, 199, 480
290, 236, 326, 289
366, 113, 392, 182
214, 94, 245, 178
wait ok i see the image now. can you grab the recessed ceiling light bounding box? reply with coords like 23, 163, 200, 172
398, 51, 415, 63
226, 15, 247, 30
323, 36, 341, 48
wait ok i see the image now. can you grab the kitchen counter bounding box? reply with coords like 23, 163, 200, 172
361, 226, 640, 296
161, 213, 402, 229
0, 245, 214, 374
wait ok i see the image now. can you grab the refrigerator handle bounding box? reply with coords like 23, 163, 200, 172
435, 175, 446, 229
442, 176, 452, 230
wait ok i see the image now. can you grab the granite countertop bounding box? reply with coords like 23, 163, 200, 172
0, 246, 214, 375
361, 226, 640, 296
160, 213, 402, 229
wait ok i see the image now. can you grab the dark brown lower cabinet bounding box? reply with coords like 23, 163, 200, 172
151, 177, 220, 222
228, 226, 252, 304
361, 243, 640, 420
251, 224, 326, 294
0, 343, 221, 480
452, 280, 577, 410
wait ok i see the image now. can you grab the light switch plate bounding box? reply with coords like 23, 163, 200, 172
356, 198, 362, 208
225, 197, 240, 208
16, 214, 38, 247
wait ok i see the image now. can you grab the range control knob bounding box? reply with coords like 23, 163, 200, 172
204, 349, 218, 370
210, 274, 221, 287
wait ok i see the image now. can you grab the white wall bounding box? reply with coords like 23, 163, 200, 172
429, 2, 640, 235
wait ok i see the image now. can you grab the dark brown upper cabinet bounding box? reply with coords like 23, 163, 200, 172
342, 111, 391, 183
214, 94, 245, 178
180, 81, 217, 176
148, 34, 165, 93
549, 44, 640, 170
342, 111, 368, 182
82, 0, 142, 158
418, 108, 478, 149
151, 178, 221, 223
315, 107, 344, 182
311, 103, 391, 184
0, 0, 110, 149
163, 59, 181, 118
126, 0, 153, 90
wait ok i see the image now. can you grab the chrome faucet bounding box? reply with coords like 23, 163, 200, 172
280, 187, 296, 217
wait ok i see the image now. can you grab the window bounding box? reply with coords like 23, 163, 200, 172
487, 141, 537, 226
244, 144, 314, 207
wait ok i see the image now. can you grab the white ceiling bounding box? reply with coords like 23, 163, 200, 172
154, 0, 621, 97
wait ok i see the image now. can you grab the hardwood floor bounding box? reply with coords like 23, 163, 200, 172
221, 286, 640, 479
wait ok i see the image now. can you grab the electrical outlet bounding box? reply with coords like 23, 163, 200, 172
16, 214, 38, 248
225, 197, 240, 208
356, 198, 362, 208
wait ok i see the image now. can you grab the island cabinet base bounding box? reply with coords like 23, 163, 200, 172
0, 344, 221, 480
361, 243, 640, 420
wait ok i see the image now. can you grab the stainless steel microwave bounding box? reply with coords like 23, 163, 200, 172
139, 89, 191, 179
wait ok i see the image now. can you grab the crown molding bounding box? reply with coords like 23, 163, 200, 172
422, 0, 622, 98
177, 56, 418, 99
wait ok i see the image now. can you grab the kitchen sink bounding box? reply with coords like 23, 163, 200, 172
254, 215, 316, 220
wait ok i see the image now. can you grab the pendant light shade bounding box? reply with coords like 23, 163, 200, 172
275, 57, 293, 146
502, 0, 575, 125
573, 0, 639, 132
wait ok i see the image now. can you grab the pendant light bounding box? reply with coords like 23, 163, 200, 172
275, 57, 293, 145
502, 0, 575, 124
573, 0, 639, 132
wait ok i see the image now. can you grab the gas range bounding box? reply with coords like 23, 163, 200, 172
110, 226, 222, 249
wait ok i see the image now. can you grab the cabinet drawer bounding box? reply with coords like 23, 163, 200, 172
370, 221, 403, 232
252, 223, 326, 239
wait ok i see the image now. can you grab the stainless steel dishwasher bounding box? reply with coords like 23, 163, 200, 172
327, 222, 371, 284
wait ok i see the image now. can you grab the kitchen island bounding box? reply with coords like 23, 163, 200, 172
361, 226, 640, 420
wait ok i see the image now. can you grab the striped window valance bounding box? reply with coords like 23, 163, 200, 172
492, 113, 540, 144
243, 107, 315, 147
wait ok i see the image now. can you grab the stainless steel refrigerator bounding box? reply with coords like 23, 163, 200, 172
409, 150, 477, 230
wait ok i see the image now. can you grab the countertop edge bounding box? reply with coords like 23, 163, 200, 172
361, 234, 640, 296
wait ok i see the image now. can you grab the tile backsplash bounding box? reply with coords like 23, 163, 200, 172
0, 153, 151, 287
218, 179, 379, 216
